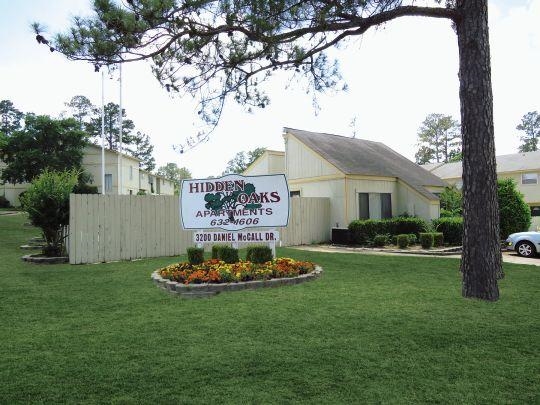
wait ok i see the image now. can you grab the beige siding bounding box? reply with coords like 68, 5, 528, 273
499, 172, 540, 205
346, 178, 398, 224
285, 135, 341, 179
396, 180, 440, 221
69, 195, 331, 264
243, 155, 269, 175
244, 151, 285, 176
290, 178, 345, 227
82, 145, 140, 194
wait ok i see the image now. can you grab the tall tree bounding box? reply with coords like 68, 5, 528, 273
41, 0, 501, 300
157, 163, 192, 195
127, 131, 156, 171
64, 95, 94, 129
223, 147, 266, 174
0, 115, 88, 184
86, 102, 135, 150
516, 111, 539, 152
415, 113, 461, 164
0, 100, 24, 136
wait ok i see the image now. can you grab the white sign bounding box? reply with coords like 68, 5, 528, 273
181, 174, 290, 231
194, 231, 280, 244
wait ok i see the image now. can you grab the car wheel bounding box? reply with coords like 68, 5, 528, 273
516, 241, 536, 257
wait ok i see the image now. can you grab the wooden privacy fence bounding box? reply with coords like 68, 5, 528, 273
69, 195, 330, 264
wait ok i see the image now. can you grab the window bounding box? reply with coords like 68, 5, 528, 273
290, 190, 301, 197
104, 174, 112, 193
358, 193, 369, 220
521, 173, 538, 185
381, 193, 392, 219
129, 166, 133, 181
531, 206, 540, 217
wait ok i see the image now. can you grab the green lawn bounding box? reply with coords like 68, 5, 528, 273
1, 213, 539, 404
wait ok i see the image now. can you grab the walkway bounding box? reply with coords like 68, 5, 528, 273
292, 244, 540, 267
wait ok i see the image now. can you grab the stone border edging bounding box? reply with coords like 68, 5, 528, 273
151, 266, 323, 299
22, 254, 69, 264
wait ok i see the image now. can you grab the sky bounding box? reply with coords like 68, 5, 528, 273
1, 0, 539, 178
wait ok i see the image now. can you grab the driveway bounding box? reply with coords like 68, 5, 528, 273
292, 244, 540, 267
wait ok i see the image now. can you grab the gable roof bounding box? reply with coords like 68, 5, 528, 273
284, 127, 446, 200
426, 150, 540, 179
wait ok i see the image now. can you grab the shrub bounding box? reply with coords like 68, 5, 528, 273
349, 220, 387, 245
419, 233, 434, 249
433, 217, 463, 245
0, 195, 11, 208
246, 245, 273, 263
23, 169, 79, 256
211, 245, 226, 259
387, 217, 429, 237
187, 247, 204, 265
408, 234, 417, 245
72, 183, 99, 194
397, 234, 409, 249
433, 232, 444, 247
137, 190, 146, 195
373, 234, 388, 247
498, 178, 531, 239
439, 186, 462, 216
215, 245, 239, 264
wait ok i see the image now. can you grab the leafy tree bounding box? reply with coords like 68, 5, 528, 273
21, 169, 79, 256
516, 111, 539, 152
0, 100, 24, 136
498, 178, 531, 240
157, 163, 192, 195
439, 185, 462, 217
415, 113, 461, 164
223, 147, 266, 174
41, 0, 502, 299
0, 115, 88, 184
126, 131, 156, 171
86, 102, 135, 151
64, 95, 94, 129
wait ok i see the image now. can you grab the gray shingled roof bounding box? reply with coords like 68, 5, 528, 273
426, 150, 540, 179
284, 128, 446, 200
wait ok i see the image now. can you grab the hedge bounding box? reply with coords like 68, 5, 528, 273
348, 217, 429, 245
432, 217, 463, 246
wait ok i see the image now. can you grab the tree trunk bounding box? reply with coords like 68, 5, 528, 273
456, 0, 502, 300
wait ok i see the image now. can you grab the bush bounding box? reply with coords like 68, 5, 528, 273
433, 217, 463, 246
498, 178, 531, 239
137, 190, 146, 195
246, 245, 273, 263
187, 247, 204, 265
23, 169, 79, 256
372, 234, 388, 247
72, 183, 99, 194
397, 234, 409, 249
0, 195, 11, 208
212, 245, 239, 264
408, 234, 417, 245
433, 232, 444, 247
211, 245, 224, 259
349, 217, 429, 245
348, 220, 386, 245
387, 217, 429, 237
419, 233, 434, 249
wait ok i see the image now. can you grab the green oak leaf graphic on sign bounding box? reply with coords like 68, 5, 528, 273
203, 182, 262, 215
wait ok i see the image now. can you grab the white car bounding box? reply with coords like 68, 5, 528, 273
506, 232, 540, 257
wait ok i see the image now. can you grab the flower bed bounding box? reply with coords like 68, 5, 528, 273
153, 258, 322, 298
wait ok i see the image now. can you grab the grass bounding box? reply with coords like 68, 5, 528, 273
1, 213, 539, 404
